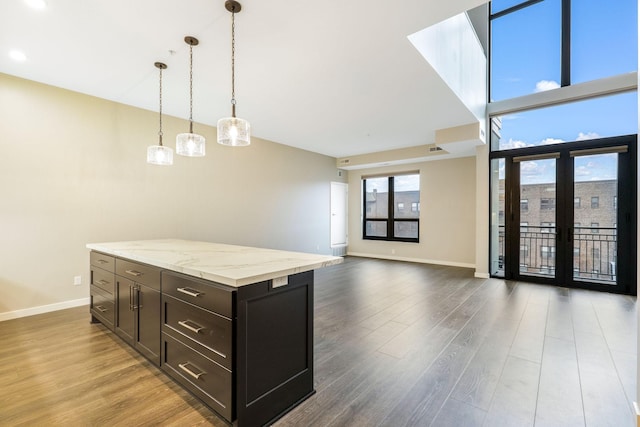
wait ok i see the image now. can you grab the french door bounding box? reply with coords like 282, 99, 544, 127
495, 136, 636, 294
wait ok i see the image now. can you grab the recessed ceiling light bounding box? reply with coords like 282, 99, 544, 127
9, 50, 27, 62
24, 0, 47, 10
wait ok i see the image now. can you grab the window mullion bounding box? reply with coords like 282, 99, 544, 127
561, 0, 571, 86
388, 177, 395, 239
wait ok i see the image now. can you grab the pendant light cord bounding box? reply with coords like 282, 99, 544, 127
158, 65, 164, 146
189, 42, 194, 133
231, 8, 236, 118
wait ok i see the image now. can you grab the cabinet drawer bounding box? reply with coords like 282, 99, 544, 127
91, 285, 115, 328
90, 251, 115, 272
116, 259, 160, 291
162, 333, 233, 421
91, 267, 114, 294
163, 294, 232, 370
162, 271, 234, 318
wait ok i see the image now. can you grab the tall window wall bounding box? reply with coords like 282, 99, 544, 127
488, 0, 637, 293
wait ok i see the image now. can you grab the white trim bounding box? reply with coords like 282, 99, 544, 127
488, 72, 637, 117
474, 272, 490, 279
347, 252, 475, 269
0, 297, 89, 322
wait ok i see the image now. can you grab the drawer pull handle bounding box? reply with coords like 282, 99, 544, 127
178, 320, 205, 334
176, 287, 202, 298
96, 279, 110, 286
95, 305, 108, 313
178, 362, 205, 380
97, 259, 109, 264
125, 269, 143, 277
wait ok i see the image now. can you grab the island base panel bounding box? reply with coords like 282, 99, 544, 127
236, 270, 314, 426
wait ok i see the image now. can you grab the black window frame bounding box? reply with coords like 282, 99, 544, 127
362, 175, 420, 243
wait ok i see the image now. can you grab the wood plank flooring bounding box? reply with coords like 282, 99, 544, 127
0, 257, 635, 426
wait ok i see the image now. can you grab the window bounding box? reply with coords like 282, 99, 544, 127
541, 222, 555, 233
363, 173, 419, 242
541, 246, 556, 259
614, 196, 618, 209
574, 197, 581, 208
591, 196, 599, 208
520, 199, 529, 212
490, 0, 637, 101
591, 222, 599, 233
540, 198, 555, 210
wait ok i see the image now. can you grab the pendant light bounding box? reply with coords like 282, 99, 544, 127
217, 0, 250, 146
147, 62, 174, 165
176, 36, 206, 157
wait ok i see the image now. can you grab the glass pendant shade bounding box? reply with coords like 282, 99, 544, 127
217, 117, 250, 146
147, 145, 174, 165
176, 132, 206, 156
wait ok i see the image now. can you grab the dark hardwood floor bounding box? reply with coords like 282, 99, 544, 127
0, 257, 636, 426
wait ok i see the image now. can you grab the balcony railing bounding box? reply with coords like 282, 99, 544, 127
495, 225, 616, 284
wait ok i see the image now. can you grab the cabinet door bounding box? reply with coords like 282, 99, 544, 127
116, 276, 135, 346
136, 284, 161, 366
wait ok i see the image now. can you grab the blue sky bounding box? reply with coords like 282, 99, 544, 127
491, 0, 638, 184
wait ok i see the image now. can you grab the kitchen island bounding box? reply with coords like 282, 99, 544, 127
87, 239, 342, 427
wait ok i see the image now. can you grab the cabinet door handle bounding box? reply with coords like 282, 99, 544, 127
96, 279, 110, 286
125, 269, 143, 277
129, 285, 134, 311
178, 362, 205, 380
178, 320, 205, 334
95, 305, 108, 313
97, 259, 108, 264
176, 287, 202, 298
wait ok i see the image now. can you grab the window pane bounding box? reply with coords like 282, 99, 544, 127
491, 0, 561, 101
491, 92, 638, 151
394, 174, 420, 219
394, 221, 418, 239
491, 0, 532, 15
572, 0, 638, 84
365, 177, 388, 218
490, 158, 506, 277
365, 221, 387, 237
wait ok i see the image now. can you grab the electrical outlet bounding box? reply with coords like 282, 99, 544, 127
74, 275, 82, 286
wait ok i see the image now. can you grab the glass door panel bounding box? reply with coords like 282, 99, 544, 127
518, 158, 557, 278
572, 153, 618, 284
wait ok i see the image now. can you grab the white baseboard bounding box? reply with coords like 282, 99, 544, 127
0, 297, 89, 322
347, 252, 476, 269
474, 272, 490, 279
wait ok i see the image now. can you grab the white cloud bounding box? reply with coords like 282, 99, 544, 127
534, 80, 560, 92
575, 165, 591, 176
540, 137, 565, 145
500, 138, 529, 149
520, 161, 541, 175
576, 132, 601, 141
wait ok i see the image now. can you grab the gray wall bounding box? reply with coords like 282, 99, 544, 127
0, 73, 343, 316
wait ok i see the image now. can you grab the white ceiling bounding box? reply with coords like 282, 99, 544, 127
0, 0, 487, 158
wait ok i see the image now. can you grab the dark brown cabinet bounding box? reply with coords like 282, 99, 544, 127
90, 252, 115, 330
90, 250, 316, 427
115, 259, 161, 366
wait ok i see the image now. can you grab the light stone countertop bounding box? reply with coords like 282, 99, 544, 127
87, 239, 343, 287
